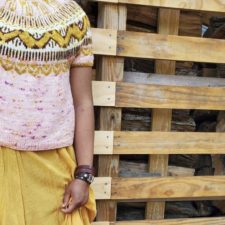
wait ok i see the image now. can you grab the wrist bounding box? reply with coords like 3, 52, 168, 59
74, 164, 96, 184
74, 171, 95, 185
75, 164, 96, 176
74, 177, 90, 186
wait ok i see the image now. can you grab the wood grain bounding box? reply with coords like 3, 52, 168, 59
92, 217, 225, 225
110, 176, 225, 200
99, 131, 225, 155
90, 0, 225, 13
123, 72, 225, 87
96, 2, 127, 222
115, 82, 225, 110
92, 28, 117, 55
92, 81, 115, 106
146, 8, 179, 219
92, 176, 225, 200
92, 80, 225, 109
92, 28, 225, 63
117, 31, 225, 63
95, 130, 224, 155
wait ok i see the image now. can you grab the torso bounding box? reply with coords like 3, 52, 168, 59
0, 0, 90, 150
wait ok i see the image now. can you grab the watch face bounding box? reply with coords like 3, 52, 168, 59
87, 174, 94, 183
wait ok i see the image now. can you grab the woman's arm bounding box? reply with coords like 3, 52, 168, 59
70, 66, 94, 167
61, 11, 95, 213
61, 66, 95, 214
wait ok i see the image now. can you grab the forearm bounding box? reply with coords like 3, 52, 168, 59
73, 103, 95, 167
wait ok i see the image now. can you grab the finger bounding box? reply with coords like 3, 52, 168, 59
61, 189, 71, 208
61, 198, 81, 214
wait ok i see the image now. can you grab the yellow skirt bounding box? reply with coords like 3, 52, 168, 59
0, 145, 97, 225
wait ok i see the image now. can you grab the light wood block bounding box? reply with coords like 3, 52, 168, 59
92, 28, 117, 55
92, 81, 115, 106
94, 131, 114, 155
91, 177, 111, 200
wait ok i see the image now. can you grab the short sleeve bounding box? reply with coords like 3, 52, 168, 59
71, 15, 94, 68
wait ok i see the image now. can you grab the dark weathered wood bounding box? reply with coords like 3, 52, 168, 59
123, 72, 225, 86
121, 108, 195, 132
119, 160, 194, 177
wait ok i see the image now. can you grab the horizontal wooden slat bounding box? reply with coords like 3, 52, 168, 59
94, 131, 225, 155
123, 72, 225, 87
93, 70, 225, 87
117, 31, 225, 63
116, 81, 225, 110
92, 217, 225, 225
90, 0, 225, 13
92, 28, 225, 64
92, 176, 225, 200
92, 81, 225, 110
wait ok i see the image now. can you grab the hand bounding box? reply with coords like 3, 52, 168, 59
61, 178, 89, 214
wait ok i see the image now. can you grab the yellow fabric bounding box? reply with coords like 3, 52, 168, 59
0, 145, 97, 225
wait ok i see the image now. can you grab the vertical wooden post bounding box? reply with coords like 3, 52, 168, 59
145, 8, 180, 219
96, 2, 127, 221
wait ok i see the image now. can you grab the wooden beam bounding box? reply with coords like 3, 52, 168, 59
115, 81, 225, 110
92, 81, 225, 110
123, 73, 225, 87
146, 8, 180, 219
116, 30, 225, 63
94, 131, 225, 155
92, 176, 225, 200
94, 70, 225, 86
96, 2, 127, 222
92, 217, 225, 225
92, 28, 225, 64
90, 0, 225, 13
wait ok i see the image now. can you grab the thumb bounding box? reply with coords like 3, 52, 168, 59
62, 188, 71, 208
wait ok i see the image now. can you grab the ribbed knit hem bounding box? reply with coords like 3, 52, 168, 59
0, 134, 74, 151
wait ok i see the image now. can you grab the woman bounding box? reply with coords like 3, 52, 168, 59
0, 0, 97, 224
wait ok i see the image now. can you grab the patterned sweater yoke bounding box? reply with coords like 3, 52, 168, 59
0, 0, 94, 151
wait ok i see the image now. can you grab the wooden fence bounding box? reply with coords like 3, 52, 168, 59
88, 0, 225, 223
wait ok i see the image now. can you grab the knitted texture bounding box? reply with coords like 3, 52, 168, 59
0, 0, 94, 151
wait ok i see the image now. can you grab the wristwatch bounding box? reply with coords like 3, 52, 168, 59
75, 172, 95, 184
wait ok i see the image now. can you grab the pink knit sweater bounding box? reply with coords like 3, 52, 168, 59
0, 0, 94, 151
